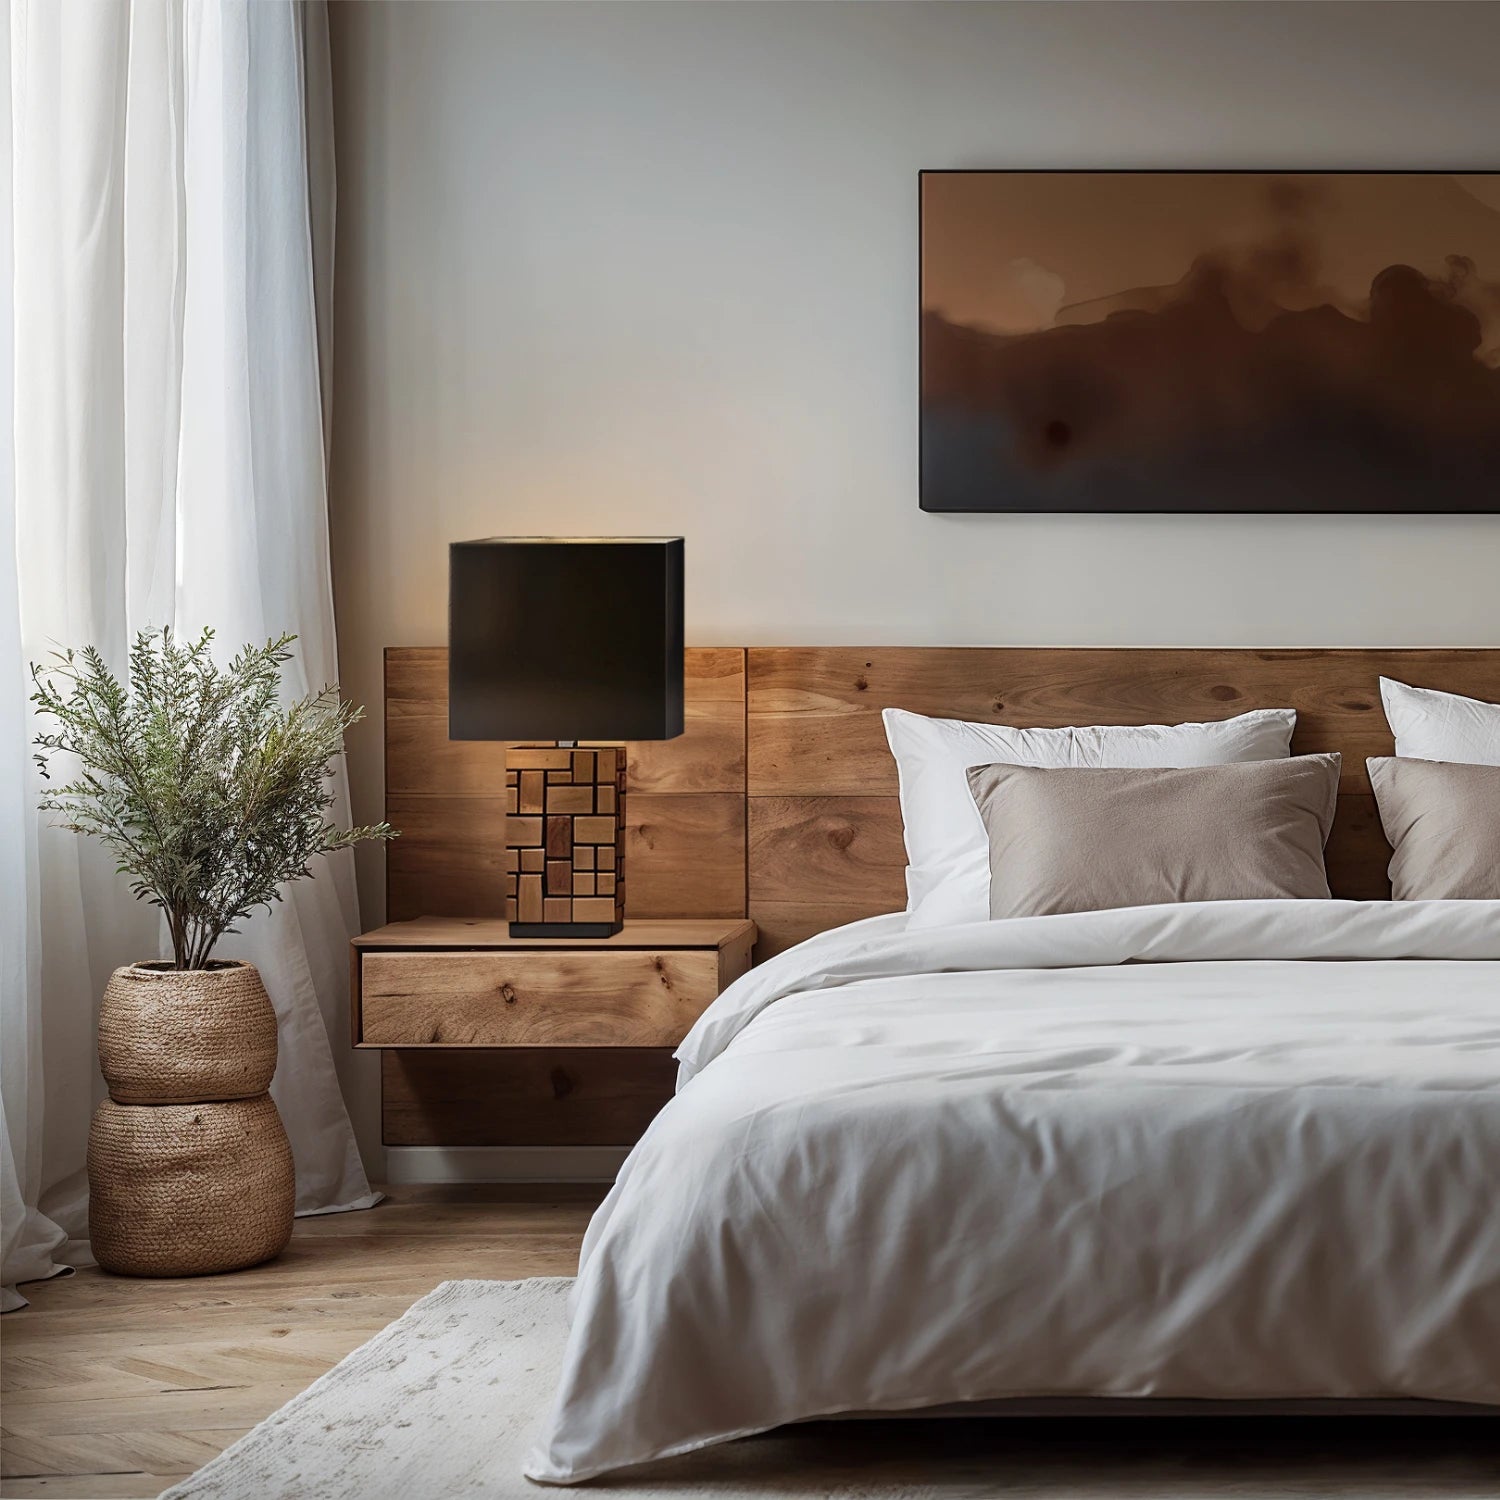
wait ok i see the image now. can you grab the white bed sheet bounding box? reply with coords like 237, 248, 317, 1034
526, 900, 1500, 1484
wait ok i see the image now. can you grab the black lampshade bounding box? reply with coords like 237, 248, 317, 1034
448, 537, 685, 742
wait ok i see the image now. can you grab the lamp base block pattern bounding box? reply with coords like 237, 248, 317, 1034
504, 746, 626, 938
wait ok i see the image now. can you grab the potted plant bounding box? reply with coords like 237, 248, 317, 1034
31, 628, 394, 1277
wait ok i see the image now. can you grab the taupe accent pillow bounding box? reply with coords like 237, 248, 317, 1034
965, 754, 1341, 920
1367, 757, 1500, 901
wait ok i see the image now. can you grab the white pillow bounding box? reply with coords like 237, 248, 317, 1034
1380, 678, 1500, 766
884, 705, 1297, 929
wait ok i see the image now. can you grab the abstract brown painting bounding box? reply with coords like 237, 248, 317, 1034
920, 171, 1500, 513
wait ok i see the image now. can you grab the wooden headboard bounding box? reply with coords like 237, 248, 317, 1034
743, 647, 1498, 954
381, 645, 1497, 1151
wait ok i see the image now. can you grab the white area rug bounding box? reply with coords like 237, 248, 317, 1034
159, 1278, 1500, 1500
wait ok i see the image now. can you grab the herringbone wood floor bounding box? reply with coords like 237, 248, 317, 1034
4, 1185, 1499, 1500
0, 1185, 604, 1498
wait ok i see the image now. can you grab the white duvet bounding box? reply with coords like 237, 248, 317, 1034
526, 900, 1500, 1485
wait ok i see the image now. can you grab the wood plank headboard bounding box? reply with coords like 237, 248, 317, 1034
743, 647, 1498, 955
381, 645, 1496, 1151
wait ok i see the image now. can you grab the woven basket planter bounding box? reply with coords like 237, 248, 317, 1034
99, 961, 278, 1104
90, 960, 294, 1277
88, 1092, 295, 1277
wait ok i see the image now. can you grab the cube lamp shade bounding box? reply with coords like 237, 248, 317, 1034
447, 537, 685, 937
449, 537, 684, 742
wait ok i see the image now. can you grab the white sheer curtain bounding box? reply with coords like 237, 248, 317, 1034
3, 0, 376, 1311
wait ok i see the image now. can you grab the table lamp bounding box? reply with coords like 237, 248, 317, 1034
448, 537, 684, 937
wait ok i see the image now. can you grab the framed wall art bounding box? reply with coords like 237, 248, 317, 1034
919, 170, 1500, 513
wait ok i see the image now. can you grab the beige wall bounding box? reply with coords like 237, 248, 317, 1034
329, 0, 1500, 935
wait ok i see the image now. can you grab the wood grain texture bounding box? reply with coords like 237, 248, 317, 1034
748, 900, 905, 963
747, 796, 906, 956
356, 920, 753, 1138
359, 950, 721, 1047
0, 1187, 605, 1498
745, 648, 1500, 952
623, 644, 745, 794
1324, 793, 1400, 903
355, 917, 756, 950
382, 647, 747, 1148
380, 1050, 678, 1146
386, 793, 744, 923
385, 647, 746, 924
385, 646, 745, 796
747, 648, 1500, 797
748, 797, 909, 903
624, 792, 746, 916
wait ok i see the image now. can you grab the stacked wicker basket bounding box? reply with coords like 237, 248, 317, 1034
88, 962, 295, 1277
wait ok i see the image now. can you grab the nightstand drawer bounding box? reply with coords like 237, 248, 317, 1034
357, 949, 721, 1047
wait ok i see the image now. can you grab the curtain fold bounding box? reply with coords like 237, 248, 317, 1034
3, 0, 375, 1311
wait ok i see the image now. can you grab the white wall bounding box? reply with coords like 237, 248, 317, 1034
328, 1, 1500, 1162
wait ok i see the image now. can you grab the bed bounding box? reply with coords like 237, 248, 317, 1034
385, 647, 1500, 1484
525, 897, 1500, 1482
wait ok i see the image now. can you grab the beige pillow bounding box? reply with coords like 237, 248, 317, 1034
1367, 757, 1500, 901
965, 754, 1341, 920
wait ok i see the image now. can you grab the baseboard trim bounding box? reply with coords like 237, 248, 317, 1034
382, 1145, 630, 1184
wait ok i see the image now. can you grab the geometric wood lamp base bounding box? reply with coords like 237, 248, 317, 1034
504, 746, 627, 937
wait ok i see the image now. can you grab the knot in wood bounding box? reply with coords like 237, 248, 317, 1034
500, 982, 518, 1006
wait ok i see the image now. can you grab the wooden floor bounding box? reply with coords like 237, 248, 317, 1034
3, 1186, 1497, 1500
0, 1185, 604, 1499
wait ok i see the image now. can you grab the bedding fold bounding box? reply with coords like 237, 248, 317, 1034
677, 900, 1500, 1083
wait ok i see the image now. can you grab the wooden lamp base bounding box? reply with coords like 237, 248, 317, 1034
504, 746, 626, 937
